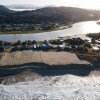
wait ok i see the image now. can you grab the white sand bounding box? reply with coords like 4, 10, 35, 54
0, 74, 100, 100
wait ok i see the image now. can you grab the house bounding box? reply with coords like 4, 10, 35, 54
51, 45, 58, 49
32, 40, 37, 44
64, 45, 73, 51
58, 39, 64, 45
40, 40, 52, 50
57, 39, 65, 50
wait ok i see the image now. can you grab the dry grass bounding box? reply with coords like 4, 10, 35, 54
0, 53, 3, 60
77, 51, 100, 65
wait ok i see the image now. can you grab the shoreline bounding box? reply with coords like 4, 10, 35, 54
0, 25, 72, 34
0, 20, 98, 35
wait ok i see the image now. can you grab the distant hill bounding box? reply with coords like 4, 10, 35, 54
5, 4, 42, 10
10, 7, 100, 23
0, 6, 100, 24
0, 5, 13, 14
34, 7, 100, 20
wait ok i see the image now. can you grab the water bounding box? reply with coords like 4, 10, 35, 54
0, 74, 100, 100
0, 21, 100, 42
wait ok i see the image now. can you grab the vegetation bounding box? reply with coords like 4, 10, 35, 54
1, 6, 100, 24
0, 5, 13, 15
77, 52, 100, 66
0, 53, 3, 60
67, 38, 85, 45
0, 29, 56, 34
87, 32, 100, 39
49, 39, 59, 45
0, 23, 69, 34
1, 6, 100, 33
97, 21, 100, 25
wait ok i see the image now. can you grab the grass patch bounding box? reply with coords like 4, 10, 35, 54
78, 51, 100, 58
77, 52, 100, 64
87, 32, 100, 39
0, 53, 3, 60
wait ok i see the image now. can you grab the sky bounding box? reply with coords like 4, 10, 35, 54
1, 0, 100, 9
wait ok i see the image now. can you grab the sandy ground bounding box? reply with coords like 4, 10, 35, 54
0, 51, 90, 66
1, 69, 100, 85
1, 70, 100, 100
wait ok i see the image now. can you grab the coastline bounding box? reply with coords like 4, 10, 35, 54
0, 20, 98, 35
0, 25, 71, 34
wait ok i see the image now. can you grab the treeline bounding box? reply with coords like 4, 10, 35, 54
87, 33, 100, 39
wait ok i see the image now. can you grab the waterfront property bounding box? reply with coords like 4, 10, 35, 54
0, 36, 100, 53
0, 36, 100, 68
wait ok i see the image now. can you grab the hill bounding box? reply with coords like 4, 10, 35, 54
0, 5, 13, 14
5, 4, 42, 10
33, 7, 100, 22
0, 6, 100, 24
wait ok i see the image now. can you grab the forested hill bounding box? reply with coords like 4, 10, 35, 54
0, 5, 13, 14
0, 6, 100, 24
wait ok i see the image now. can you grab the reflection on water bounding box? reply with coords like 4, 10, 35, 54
0, 21, 100, 42
83, 21, 100, 33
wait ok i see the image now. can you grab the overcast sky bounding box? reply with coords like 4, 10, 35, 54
1, 0, 100, 9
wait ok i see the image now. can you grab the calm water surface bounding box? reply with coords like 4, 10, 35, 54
0, 21, 100, 42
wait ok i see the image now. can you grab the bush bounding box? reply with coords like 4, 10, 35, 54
49, 39, 58, 45
84, 43, 92, 48
68, 38, 85, 45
